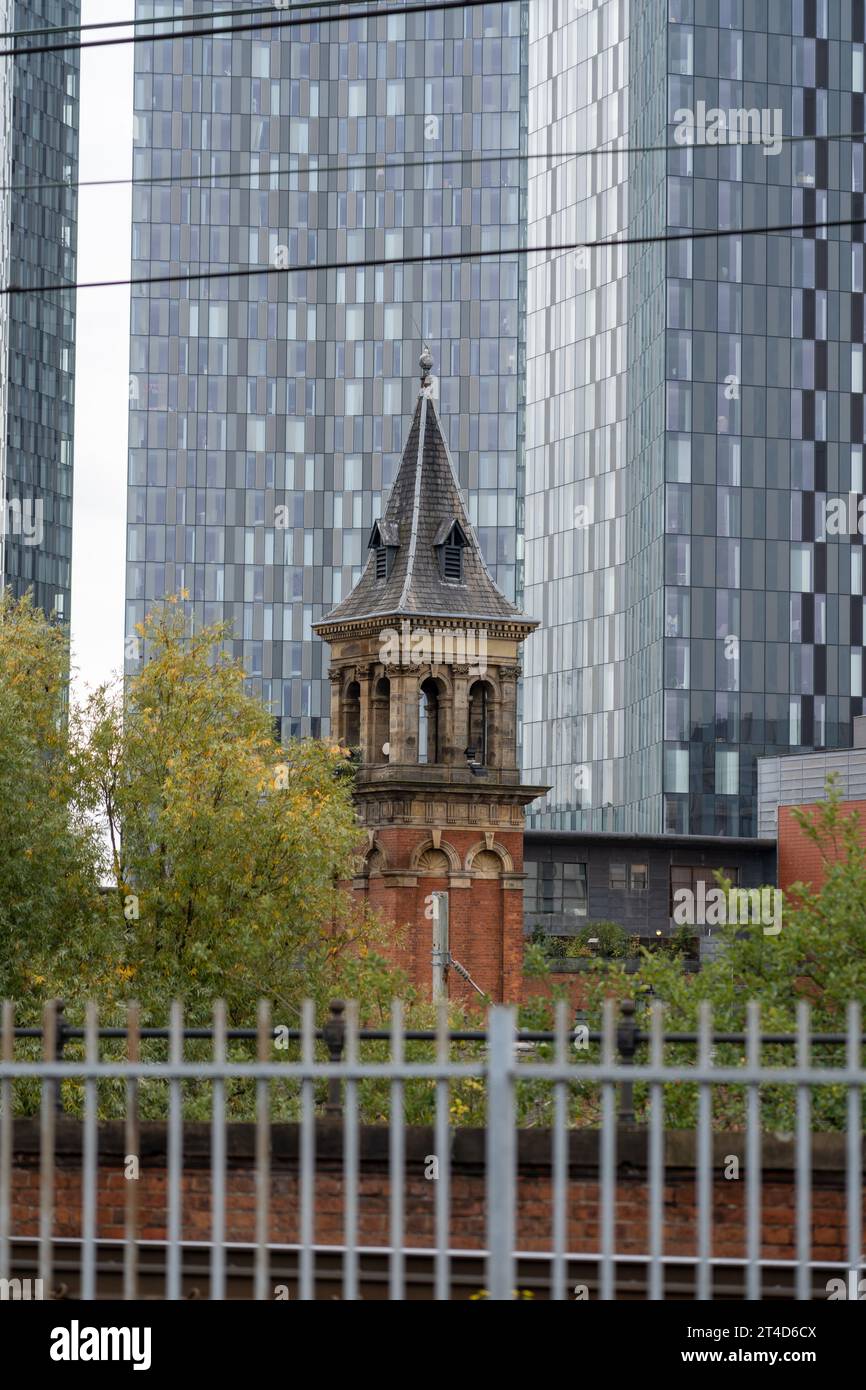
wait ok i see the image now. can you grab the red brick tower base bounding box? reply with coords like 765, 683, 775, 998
353, 825, 527, 1004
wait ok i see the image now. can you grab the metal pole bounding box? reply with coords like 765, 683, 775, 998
431, 891, 449, 1001
486, 1005, 515, 1301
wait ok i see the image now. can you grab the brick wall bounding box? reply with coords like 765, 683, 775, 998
778, 800, 866, 892
7, 1120, 864, 1272
356, 826, 525, 1003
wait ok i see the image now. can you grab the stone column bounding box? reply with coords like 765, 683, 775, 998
497, 664, 521, 773
327, 667, 342, 741
387, 667, 419, 765
452, 664, 471, 765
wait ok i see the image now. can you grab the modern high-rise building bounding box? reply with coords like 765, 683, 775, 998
524, 0, 866, 837
126, 0, 527, 737
0, 0, 79, 620
128, 0, 866, 845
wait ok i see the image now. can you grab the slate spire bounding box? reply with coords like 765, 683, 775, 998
322, 349, 535, 627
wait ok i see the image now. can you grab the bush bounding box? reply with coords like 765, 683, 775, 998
569, 921, 629, 959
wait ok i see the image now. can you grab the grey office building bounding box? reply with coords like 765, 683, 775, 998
126, 0, 527, 736
524, 0, 866, 837
127, 0, 866, 844
0, 0, 79, 620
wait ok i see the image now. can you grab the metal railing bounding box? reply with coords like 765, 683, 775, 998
0, 996, 864, 1301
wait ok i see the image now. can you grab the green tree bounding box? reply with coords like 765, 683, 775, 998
569, 779, 866, 1129
73, 596, 385, 1022
0, 590, 101, 996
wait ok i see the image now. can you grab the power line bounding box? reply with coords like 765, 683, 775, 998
2, 214, 864, 298
4, 131, 862, 199
1, 0, 503, 58
0, 0, 380, 42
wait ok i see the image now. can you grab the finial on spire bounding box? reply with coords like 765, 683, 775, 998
420, 344, 433, 386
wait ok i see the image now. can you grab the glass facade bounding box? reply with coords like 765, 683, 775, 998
524, 0, 631, 827
526, 0, 866, 837
0, 0, 79, 620
126, 0, 527, 737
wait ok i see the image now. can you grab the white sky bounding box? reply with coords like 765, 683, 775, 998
70, 0, 133, 708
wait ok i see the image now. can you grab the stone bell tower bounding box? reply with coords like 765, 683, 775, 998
313, 350, 548, 1003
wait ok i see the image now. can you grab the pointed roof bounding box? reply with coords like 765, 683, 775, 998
318, 351, 534, 628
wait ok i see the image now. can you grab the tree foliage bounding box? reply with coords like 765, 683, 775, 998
563, 779, 866, 1130
1, 592, 397, 1025
0, 591, 101, 997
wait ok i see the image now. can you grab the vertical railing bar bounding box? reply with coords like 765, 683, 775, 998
39, 1000, 57, 1294
746, 999, 761, 1302
166, 999, 183, 1301
343, 1000, 359, 1301
796, 1000, 812, 1301
389, 998, 405, 1301
124, 1001, 140, 1301
299, 999, 315, 1302
847, 1001, 862, 1290
600, 997, 615, 1302
486, 1004, 516, 1301
0, 1000, 13, 1284
697, 999, 712, 1302
648, 999, 664, 1302
434, 999, 450, 1301
210, 999, 226, 1301
255, 998, 272, 1301
81, 1001, 98, 1301
551, 998, 567, 1301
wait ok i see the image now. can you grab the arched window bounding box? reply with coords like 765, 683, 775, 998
418, 677, 440, 764
343, 681, 360, 749
373, 677, 390, 762
467, 681, 492, 766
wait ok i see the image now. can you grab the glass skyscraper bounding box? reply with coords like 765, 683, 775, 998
128, 0, 866, 841
126, 0, 527, 737
524, 0, 866, 836
0, 0, 79, 620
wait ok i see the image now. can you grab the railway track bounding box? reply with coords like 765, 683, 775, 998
2, 1237, 840, 1301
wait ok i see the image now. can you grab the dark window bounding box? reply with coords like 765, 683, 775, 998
670, 865, 740, 915
373, 677, 390, 763
610, 862, 648, 892
467, 681, 492, 765
419, 678, 441, 764
343, 681, 361, 748
443, 544, 463, 580
375, 546, 388, 579
524, 861, 588, 926
435, 520, 467, 581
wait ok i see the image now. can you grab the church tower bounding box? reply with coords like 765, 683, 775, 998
313, 351, 547, 1003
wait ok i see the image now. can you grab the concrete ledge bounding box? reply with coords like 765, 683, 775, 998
8, 1120, 860, 1182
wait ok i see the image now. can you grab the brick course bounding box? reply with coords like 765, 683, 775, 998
778, 800, 866, 893
7, 1120, 864, 1267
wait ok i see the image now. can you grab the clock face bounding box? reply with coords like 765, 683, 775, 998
382, 742, 390, 757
